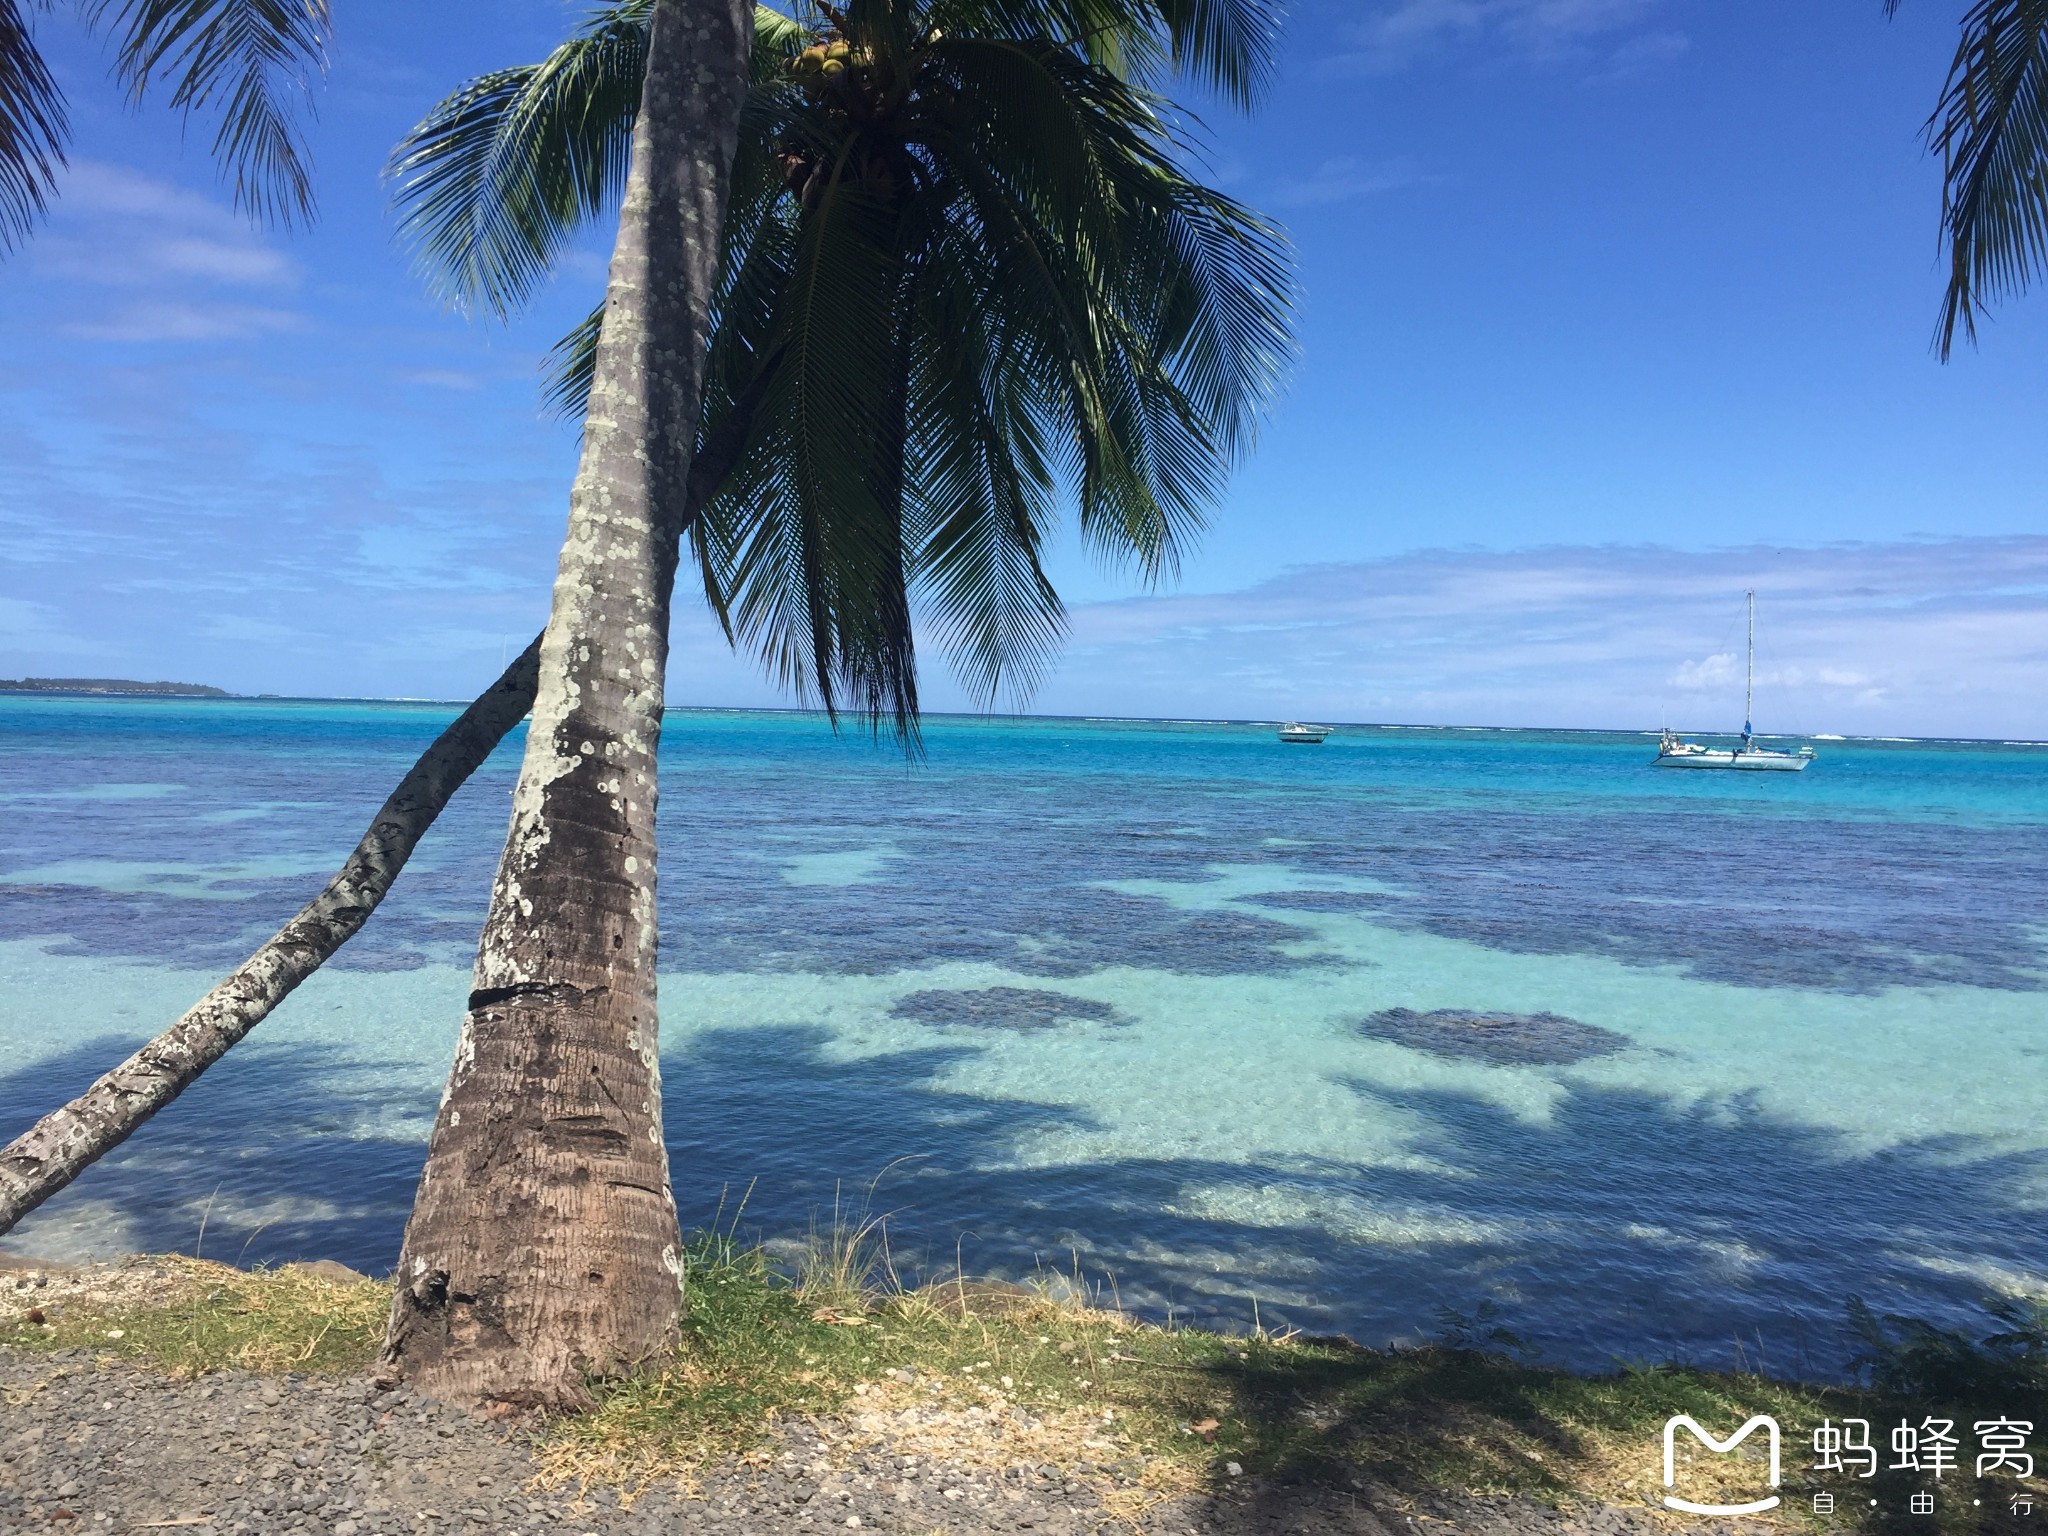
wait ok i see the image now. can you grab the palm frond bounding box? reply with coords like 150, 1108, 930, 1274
925, 0, 1274, 105
1917, 0, 2048, 355
391, 2, 801, 319
82, 0, 329, 225
916, 35, 1290, 582
387, 0, 648, 318
1148, 0, 1276, 107
904, 240, 1067, 705
542, 302, 607, 418
705, 161, 920, 735
1131, 177, 1293, 457
0, 0, 67, 250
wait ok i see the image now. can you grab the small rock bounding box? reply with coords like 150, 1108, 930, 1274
1226, 1462, 1244, 1478
282, 1261, 371, 1286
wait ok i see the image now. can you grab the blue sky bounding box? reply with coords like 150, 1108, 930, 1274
2, 0, 2044, 735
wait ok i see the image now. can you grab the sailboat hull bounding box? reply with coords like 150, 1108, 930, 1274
1655, 751, 1811, 771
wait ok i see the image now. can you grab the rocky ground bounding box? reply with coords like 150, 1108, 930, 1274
0, 1350, 1756, 1536
0, 1256, 1756, 1536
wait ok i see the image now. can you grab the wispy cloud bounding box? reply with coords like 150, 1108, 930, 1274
1600, 29, 1690, 77
1036, 539, 2048, 740
401, 368, 487, 391
29, 161, 305, 342
0, 597, 108, 661
68, 302, 306, 343
1268, 156, 1429, 208
1332, 0, 1688, 77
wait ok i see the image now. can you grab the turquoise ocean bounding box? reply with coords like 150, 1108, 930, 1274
2, 694, 2044, 1376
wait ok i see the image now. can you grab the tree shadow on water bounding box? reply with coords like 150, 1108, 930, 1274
660, 1024, 2048, 1379
0, 1035, 436, 1273
4, 1022, 2041, 1387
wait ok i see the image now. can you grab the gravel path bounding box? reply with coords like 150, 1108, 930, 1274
0, 1350, 1761, 1536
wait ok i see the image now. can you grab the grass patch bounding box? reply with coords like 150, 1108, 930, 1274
531, 1233, 2048, 1530
6, 1239, 2044, 1534
2, 1255, 386, 1376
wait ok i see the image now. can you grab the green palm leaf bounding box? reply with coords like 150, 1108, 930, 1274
0, 0, 67, 249
925, 0, 1276, 106
707, 160, 920, 730
82, 0, 330, 224
389, 1, 803, 319
906, 250, 1066, 704
1894, 0, 2048, 355
386, 1, 648, 318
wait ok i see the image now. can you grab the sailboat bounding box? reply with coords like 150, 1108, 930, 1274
1655, 592, 1816, 772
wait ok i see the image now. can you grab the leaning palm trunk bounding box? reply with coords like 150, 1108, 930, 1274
378, 0, 752, 1408
0, 637, 543, 1239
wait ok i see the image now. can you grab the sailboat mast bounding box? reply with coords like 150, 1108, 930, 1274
1743, 589, 1754, 744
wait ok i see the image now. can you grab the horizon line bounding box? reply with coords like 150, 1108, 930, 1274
4, 688, 2042, 748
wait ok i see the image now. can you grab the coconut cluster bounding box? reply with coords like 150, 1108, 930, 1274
790, 37, 864, 94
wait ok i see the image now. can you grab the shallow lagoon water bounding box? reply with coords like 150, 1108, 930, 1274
2, 694, 2045, 1374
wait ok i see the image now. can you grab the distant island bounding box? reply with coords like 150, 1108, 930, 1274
0, 677, 230, 697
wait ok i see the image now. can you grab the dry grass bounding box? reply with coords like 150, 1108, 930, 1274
1, 1254, 386, 1376
526, 1227, 2048, 1535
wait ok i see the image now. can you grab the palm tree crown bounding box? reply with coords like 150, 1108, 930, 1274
1, 0, 330, 249
388, 0, 1293, 736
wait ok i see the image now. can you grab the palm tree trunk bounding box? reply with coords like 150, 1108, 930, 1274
0, 637, 544, 1240
377, 0, 753, 1409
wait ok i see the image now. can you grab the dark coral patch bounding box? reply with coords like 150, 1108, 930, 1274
891, 986, 1124, 1032
1357, 1007, 1628, 1066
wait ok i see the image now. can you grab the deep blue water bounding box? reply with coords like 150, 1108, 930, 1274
2, 694, 2045, 1374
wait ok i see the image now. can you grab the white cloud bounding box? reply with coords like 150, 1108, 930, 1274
401, 368, 487, 391
1025, 538, 2048, 740
56, 161, 223, 220
150, 236, 295, 287
1334, 0, 1686, 76
66, 301, 307, 342
1670, 652, 1736, 690
29, 161, 304, 340
0, 596, 109, 662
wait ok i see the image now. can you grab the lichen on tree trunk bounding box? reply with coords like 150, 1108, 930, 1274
378, 0, 754, 1408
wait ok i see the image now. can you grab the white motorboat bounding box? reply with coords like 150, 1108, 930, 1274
1656, 592, 1815, 771
1279, 722, 1329, 744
